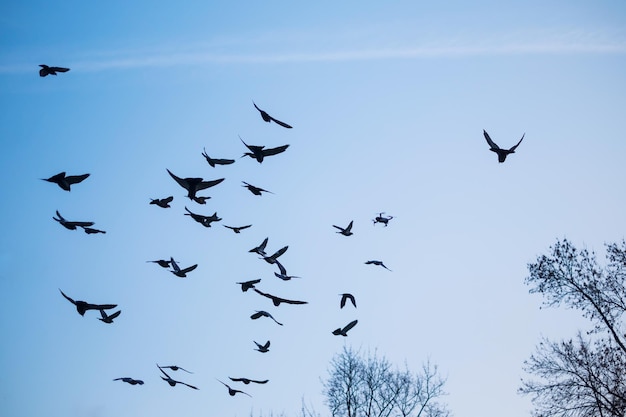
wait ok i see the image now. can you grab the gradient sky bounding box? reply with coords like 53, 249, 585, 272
1, 2, 625, 416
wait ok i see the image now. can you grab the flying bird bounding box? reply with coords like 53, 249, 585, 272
332, 319, 358, 336
82, 227, 106, 234
53, 210, 94, 230
236, 279, 261, 292
274, 271, 301, 281
113, 377, 144, 385
157, 365, 198, 390
240, 136, 289, 163
333, 220, 354, 236
261, 245, 288, 265
150, 196, 173, 208
249, 237, 269, 256
158, 365, 193, 374
59, 289, 117, 316
147, 259, 172, 268
373, 213, 393, 227
339, 293, 356, 309
253, 288, 308, 306
42, 172, 89, 191
169, 257, 198, 278
253, 101, 293, 128
202, 148, 235, 167
254, 340, 271, 353
229, 377, 268, 385
39, 64, 70, 77
98, 309, 121, 324
242, 181, 273, 196
184, 206, 221, 227
217, 379, 252, 397
365, 260, 392, 271
250, 310, 283, 326
167, 169, 224, 200
192, 196, 211, 205
483, 129, 525, 163
223, 224, 252, 234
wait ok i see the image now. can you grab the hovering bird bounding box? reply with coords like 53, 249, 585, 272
240, 136, 289, 163
249, 237, 269, 256
229, 377, 268, 385
242, 181, 273, 196
167, 169, 224, 200
483, 129, 525, 163
250, 310, 283, 326
254, 340, 271, 353
53, 210, 94, 230
82, 227, 106, 234
236, 279, 261, 292
98, 309, 121, 324
59, 289, 117, 317
253, 101, 293, 128
184, 206, 221, 227
158, 365, 193, 374
150, 196, 173, 208
365, 260, 392, 271
147, 259, 172, 268
253, 288, 308, 306
202, 148, 235, 167
39, 64, 70, 77
192, 196, 211, 205
333, 220, 354, 236
169, 257, 198, 278
373, 213, 393, 227
223, 224, 252, 234
157, 365, 198, 390
261, 245, 288, 265
113, 377, 144, 385
42, 172, 89, 191
217, 379, 252, 397
332, 319, 358, 336
339, 293, 356, 309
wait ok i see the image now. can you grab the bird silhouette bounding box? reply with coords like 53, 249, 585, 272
202, 148, 235, 167
158, 365, 193, 374
39, 64, 70, 77
217, 379, 252, 397
483, 130, 525, 163
274, 271, 301, 281
261, 245, 288, 265
250, 310, 283, 326
191, 196, 211, 205
157, 365, 198, 389
147, 259, 172, 268
240, 136, 289, 163
59, 289, 117, 316
113, 377, 144, 385
333, 220, 354, 236
223, 224, 252, 234
236, 279, 261, 292
42, 172, 89, 191
253, 288, 308, 306
169, 257, 198, 278
150, 196, 173, 208
332, 319, 358, 336
253, 101, 293, 128
254, 340, 270, 353
373, 213, 393, 226
167, 169, 224, 200
242, 181, 273, 196
53, 210, 94, 230
365, 260, 392, 271
82, 227, 106, 234
229, 377, 269, 385
184, 206, 221, 227
339, 293, 356, 309
249, 237, 269, 256
98, 309, 121, 323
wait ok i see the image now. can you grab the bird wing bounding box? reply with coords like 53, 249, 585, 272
54, 210, 66, 222
195, 177, 225, 191
275, 259, 287, 276
167, 169, 190, 190
258, 237, 268, 253
65, 173, 90, 185
162, 196, 174, 204
250, 311, 263, 319
214, 158, 235, 165
261, 144, 289, 157
158, 365, 172, 379
333, 225, 344, 232
483, 130, 500, 149
345, 221, 353, 232
347, 294, 356, 308
509, 133, 525, 152
251, 379, 269, 384
262, 340, 270, 349
59, 289, 76, 305
108, 310, 122, 320
51, 66, 70, 72
342, 319, 358, 333
340, 294, 347, 308
269, 116, 293, 129
66, 220, 95, 228
94, 303, 118, 310
238, 225, 252, 230
181, 264, 198, 274
99, 309, 109, 319
269, 245, 288, 260
180, 381, 199, 390
170, 257, 180, 273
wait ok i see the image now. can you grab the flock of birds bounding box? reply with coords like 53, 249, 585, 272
41, 63, 526, 400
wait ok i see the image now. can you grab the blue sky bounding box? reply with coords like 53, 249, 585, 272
1, 1, 625, 416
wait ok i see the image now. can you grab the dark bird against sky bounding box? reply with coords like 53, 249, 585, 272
333, 220, 354, 236
202, 148, 235, 167
261, 245, 288, 265
365, 260, 392, 271
483, 129, 525, 163
339, 293, 356, 309
167, 169, 224, 200
39, 64, 70, 77
253, 288, 308, 306
223, 224, 252, 233
240, 136, 289, 163
242, 181, 273, 196
147, 259, 172, 268
254, 340, 271, 353
98, 309, 121, 323
113, 377, 144, 385
83, 227, 106, 235
169, 257, 198, 278
59, 289, 117, 317
253, 101, 293, 129
236, 279, 261, 292
42, 172, 89, 191
158, 365, 193, 373
217, 379, 252, 397
150, 196, 173, 208
184, 206, 221, 227
250, 310, 283, 326
332, 319, 358, 336
53, 210, 94, 231
249, 237, 269, 256
158, 365, 198, 390
229, 377, 269, 385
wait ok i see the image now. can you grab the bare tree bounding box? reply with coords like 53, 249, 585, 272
323, 346, 450, 417
520, 239, 626, 417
